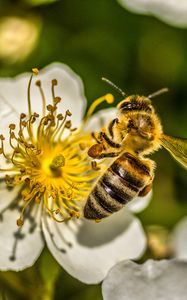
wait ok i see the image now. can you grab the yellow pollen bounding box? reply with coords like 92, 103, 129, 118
105, 93, 114, 104
0, 69, 114, 226
32, 68, 39, 75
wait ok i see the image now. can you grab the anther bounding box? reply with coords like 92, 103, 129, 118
0, 135, 5, 140
20, 113, 26, 119
105, 93, 114, 104
17, 218, 24, 227
65, 120, 72, 129
70, 127, 77, 132
57, 114, 63, 120
35, 80, 41, 87
52, 79, 58, 86
32, 68, 39, 75
47, 104, 54, 112
9, 124, 16, 130
66, 110, 72, 117
54, 97, 61, 104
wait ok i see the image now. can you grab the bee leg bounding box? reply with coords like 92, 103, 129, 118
100, 132, 121, 148
91, 132, 102, 143
108, 118, 119, 138
97, 151, 121, 159
138, 182, 153, 197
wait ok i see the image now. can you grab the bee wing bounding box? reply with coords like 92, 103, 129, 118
161, 134, 187, 169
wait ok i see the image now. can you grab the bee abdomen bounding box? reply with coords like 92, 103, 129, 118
84, 152, 151, 220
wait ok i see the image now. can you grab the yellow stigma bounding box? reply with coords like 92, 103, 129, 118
0, 68, 114, 226
50, 154, 65, 170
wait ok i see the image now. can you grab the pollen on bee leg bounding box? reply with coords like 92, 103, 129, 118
88, 144, 103, 158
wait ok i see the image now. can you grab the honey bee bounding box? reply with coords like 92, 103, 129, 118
84, 79, 187, 220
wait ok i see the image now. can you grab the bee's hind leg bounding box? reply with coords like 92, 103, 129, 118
138, 182, 153, 197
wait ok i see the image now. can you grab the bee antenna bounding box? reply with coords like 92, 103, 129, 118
102, 77, 126, 97
148, 87, 169, 99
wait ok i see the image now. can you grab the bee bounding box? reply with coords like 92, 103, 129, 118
84, 79, 187, 220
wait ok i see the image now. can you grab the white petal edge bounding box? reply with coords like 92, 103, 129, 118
0, 204, 44, 270
117, 0, 187, 28
84, 107, 117, 132
0, 62, 87, 129
102, 259, 187, 300
42, 209, 146, 284
127, 190, 152, 213
172, 216, 187, 260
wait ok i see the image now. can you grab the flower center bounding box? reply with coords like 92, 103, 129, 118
0, 68, 114, 226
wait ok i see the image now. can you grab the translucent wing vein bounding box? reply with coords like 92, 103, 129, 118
161, 134, 187, 169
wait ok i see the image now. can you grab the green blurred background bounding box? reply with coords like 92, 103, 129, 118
0, 0, 187, 299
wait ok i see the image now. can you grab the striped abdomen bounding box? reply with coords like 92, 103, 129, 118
84, 152, 152, 220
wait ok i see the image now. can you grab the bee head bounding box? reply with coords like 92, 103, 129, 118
117, 95, 153, 114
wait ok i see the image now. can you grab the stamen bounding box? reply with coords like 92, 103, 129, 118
28, 68, 39, 117
0, 69, 103, 227
51, 79, 57, 104
83, 93, 114, 124
35, 80, 46, 117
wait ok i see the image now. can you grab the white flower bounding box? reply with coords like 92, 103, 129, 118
0, 63, 151, 284
117, 0, 187, 28
172, 217, 187, 260
102, 259, 187, 300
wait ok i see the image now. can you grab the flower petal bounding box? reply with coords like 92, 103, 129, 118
0, 181, 20, 210
127, 190, 152, 213
102, 259, 187, 300
0, 93, 19, 138
42, 209, 146, 284
0, 62, 86, 128
0, 203, 44, 270
85, 108, 117, 132
117, 0, 187, 28
172, 217, 187, 259
35, 63, 87, 127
